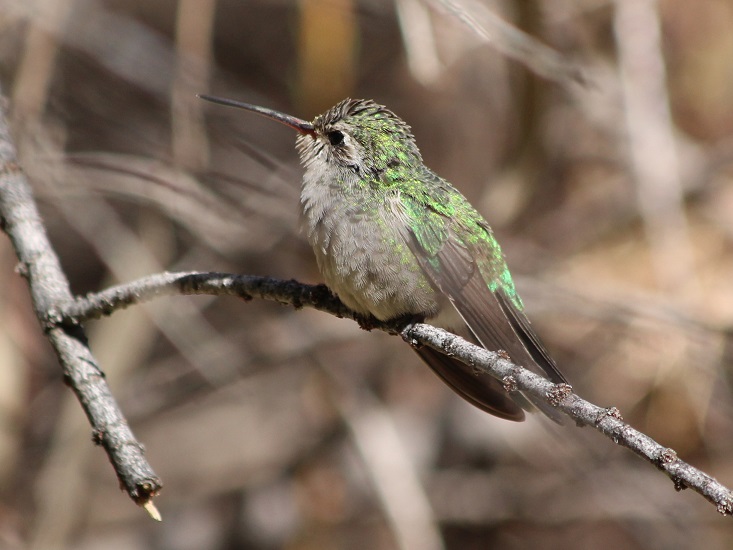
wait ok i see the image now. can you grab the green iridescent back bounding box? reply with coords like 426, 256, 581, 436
312, 99, 523, 312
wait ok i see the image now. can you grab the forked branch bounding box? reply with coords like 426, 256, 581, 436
0, 92, 161, 520
1, 87, 731, 519
57, 270, 733, 517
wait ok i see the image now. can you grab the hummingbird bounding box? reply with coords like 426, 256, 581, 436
200, 94, 568, 422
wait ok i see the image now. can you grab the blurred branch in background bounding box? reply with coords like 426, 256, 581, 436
322, 355, 445, 550
395, 0, 442, 85
614, 0, 698, 299
296, 0, 357, 113
10, 1, 72, 132
171, 0, 216, 171
428, 0, 587, 89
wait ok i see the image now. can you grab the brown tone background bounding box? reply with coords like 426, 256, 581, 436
1, 0, 733, 548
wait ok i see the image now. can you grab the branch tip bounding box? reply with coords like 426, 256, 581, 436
142, 500, 162, 521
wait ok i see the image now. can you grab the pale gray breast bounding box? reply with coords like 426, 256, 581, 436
300, 175, 443, 321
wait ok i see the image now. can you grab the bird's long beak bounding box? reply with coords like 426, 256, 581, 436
198, 94, 315, 136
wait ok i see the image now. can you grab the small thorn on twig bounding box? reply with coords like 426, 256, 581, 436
596, 406, 623, 424
673, 477, 685, 492
547, 383, 573, 407
502, 375, 518, 393
659, 448, 678, 465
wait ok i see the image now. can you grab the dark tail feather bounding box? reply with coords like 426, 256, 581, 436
415, 345, 565, 424
414, 346, 525, 422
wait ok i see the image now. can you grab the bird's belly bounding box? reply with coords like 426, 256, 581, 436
307, 209, 443, 321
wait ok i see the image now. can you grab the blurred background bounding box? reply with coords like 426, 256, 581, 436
1, 0, 733, 548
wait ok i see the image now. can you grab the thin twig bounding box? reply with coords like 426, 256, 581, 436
53, 269, 733, 516
402, 323, 733, 517
0, 91, 162, 518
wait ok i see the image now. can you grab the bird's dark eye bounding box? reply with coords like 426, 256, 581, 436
327, 130, 344, 146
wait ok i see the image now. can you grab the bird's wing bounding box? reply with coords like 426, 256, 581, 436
398, 177, 566, 420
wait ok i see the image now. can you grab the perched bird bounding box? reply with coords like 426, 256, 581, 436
200, 94, 568, 422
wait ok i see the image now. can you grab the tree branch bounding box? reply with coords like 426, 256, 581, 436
53, 270, 733, 516
402, 323, 733, 517
54, 271, 362, 325
2, 85, 730, 518
0, 92, 161, 520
